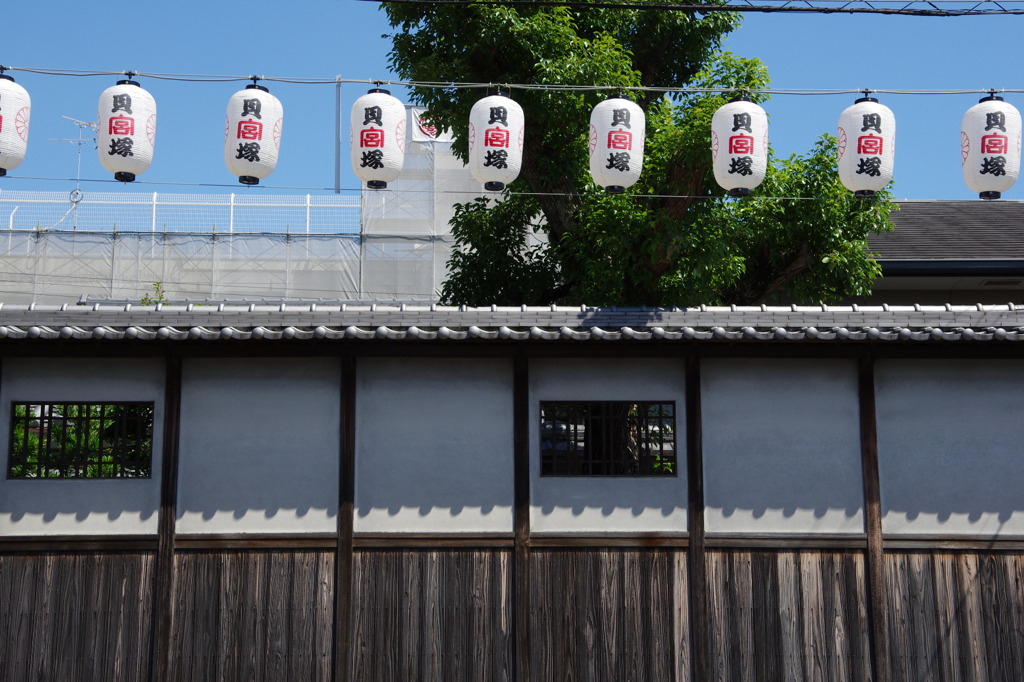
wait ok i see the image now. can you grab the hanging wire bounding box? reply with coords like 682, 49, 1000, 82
3, 65, 1023, 97
366, 0, 1024, 16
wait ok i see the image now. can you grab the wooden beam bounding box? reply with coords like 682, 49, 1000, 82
513, 355, 531, 682
859, 356, 890, 682
685, 353, 708, 682
149, 353, 181, 682
334, 355, 356, 682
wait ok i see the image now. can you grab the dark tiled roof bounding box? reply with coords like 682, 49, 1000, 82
0, 302, 1023, 343
875, 201, 1024, 261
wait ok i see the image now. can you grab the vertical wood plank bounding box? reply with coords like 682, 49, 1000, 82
686, 353, 708, 682
858, 356, 889, 682
513, 355, 531, 682
334, 354, 356, 682
150, 354, 181, 682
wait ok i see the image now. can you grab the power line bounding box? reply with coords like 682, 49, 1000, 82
369, 0, 1024, 16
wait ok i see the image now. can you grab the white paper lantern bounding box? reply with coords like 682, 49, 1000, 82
837, 96, 895, 198
350, 88, 406, 189
0, 73, 30, 176
961, 95, 1021, 200
224, 84, 284, 185
468, 91, 524, 191
711, 97, 768, 197
97, 79, 156, 182
588, 95, 645, 193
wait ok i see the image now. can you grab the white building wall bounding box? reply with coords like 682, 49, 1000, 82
702, 359, 865, 534
0, 358, 165, 535
355, 358, 515, 533
529, 358, 688, 534
876, 359, 1024, 536
175, 358, 341, 534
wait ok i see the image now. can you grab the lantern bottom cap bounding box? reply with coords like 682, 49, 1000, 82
114, 172, 136, 183
0, 169, 6, 177
728, 188, 751, 198
238, 176, 260, 186
605, 185, 626, 195
484, 181, 505, 192
980, 191, 1001, 201
854, 190, 876, 199
367, 180, 388, 190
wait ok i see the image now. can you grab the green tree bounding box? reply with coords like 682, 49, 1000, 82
384, 1, 894, 306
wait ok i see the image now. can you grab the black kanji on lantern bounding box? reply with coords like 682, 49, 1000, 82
241, 98, 262, 120
111, 94, 133, 114
980, 156, 1007, 176
484, 149, 509, 169
235, 142, 261, 162
107, 137, 134, 157
856, 157, 882, 177
732, 113, 752, 133
728, 156, 753, 176
363, 106, 383, 127
861, 113, 882, 133
606, 152, 631, 172
488, 107, 508, 126
611, 108, 631, 129
360, 150, 385, 169
985, 112, 1007, 132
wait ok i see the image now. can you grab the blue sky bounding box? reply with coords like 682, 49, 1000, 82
2, 1, 1022, 201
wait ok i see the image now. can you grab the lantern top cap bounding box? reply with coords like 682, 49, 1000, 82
980, 92, 1004, 103
856, 89, 877, 104
116, 79, 141, 88
607, 93, 632, 101
368, 81, 391, 96
486, 85, 509, 97
246, 76, 268, 93
728, 92, 752, 103
0, 74, 13, 83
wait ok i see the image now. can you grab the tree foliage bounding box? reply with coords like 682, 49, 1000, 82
383, 1, 894, 306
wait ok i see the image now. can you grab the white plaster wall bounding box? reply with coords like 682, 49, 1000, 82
702, 359, 864, 534
0, 358, 164, 535
876, 360, 1024, 536
355, 358, 514, 533
176, 358, 340, 534
530, 358, 687, 534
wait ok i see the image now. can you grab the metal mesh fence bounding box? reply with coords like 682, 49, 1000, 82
0, 190, 362, 234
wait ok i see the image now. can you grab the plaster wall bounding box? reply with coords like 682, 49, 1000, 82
176, 358, 340, 534
702, 359, 865, 534
355, 358, 515, 533
529, 358, 688, 534
0, 359, 164, 535
876, 359, 1024, 536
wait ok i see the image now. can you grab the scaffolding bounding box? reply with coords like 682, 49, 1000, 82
0, 108, 482, 305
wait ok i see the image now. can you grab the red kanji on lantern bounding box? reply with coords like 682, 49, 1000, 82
981, 133, 1008, 155
108, 114, 135, 137
857, 134, 884, 155
360, 128, 385, 148
484, 127, 510, 148
237, 119, 263, 141
728, 133, 754, 155
607, 129, 632, 150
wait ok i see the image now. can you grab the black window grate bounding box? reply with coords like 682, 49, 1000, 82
8, 402, 154, 479
540, 401, 676, 476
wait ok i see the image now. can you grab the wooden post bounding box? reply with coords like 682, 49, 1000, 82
685, 353, 708, 682
334, 355, 357, 682
513, 355, 531, 682
858, 356, 890, 682
149, 353, 181, 682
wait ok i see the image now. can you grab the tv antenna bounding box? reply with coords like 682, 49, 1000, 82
47, 115, 97, 229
